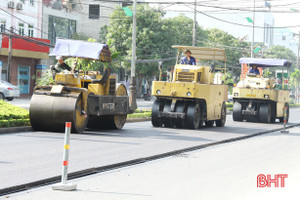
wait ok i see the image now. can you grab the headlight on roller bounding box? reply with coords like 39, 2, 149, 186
234, 93, 239, 97
156, 90, 161, 94
187, 92, 192, 97
264, 94, 269, 99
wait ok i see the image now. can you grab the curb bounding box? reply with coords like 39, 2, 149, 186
0, 126, 32, 134
0, 119, 151, 134
126, 117, 151, 122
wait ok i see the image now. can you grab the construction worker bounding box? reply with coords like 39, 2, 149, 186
181, 50, 196, 65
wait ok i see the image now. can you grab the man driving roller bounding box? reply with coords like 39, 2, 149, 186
53, 56, 72, 72
181, 50, 196, 65
248, 64, 260, 75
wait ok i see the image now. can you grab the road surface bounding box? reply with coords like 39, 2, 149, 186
0, 109, 299, 190
4, 126, 300, 200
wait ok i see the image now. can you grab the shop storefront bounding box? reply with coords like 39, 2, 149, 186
0, 35, 50, 96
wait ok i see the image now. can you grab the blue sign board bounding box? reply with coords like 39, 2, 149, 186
36, 65, 47, 70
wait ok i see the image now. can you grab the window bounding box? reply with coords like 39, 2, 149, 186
29, 0, 34, 5
20, 0, 25, 3
28, 25, 34, 37
282, 36, 286, 41
89, 5, 100, 19
0, 21, 6, 33
19, 23, 24, 36
48, 15, 76, 44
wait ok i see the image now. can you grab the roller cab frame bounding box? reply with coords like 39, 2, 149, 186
29, 38, 129, 133
232, 58, 291, 123
151, 45, 228, 129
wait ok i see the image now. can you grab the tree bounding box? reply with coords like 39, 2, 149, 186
205, 28, 250, 80
264, 45, 297, 69
290, 69, 300, 103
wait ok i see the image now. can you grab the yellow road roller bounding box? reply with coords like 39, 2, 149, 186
151, 46, 228, 129
29, 38, 129, 133
232, 58, 291, 123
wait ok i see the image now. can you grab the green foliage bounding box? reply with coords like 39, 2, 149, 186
290, 68, 300, 88
264, 45, 297, 68
262, 68, 272, 78
0, 101, 30, 127
72, 32, 92, 41
205, 28, 250, 77
35, 69, 55, 86
127, 109, 151, 119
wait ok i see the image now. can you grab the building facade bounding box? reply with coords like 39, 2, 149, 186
0, 0, 49, 96
42, 0, 120, 44
274, 28, 298, 55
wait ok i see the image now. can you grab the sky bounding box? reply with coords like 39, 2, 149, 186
145, 0, 300, 42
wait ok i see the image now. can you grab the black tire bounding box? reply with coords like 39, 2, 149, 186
174, 101, 186, 128
162, 100, 173, 128
205, 120, 214, 127
0, 93, 4, 100
259, 104, 271, 123
151, 99, 163, 127
233, 101, 243, 121
7, 97, 14, 101
186, 102, 200, 129
216, 102, 226, 127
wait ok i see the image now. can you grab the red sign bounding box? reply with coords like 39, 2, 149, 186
257, 174, 288, 188
1, 35, 50, 53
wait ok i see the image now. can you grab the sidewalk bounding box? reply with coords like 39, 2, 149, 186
3, 127, 300, 200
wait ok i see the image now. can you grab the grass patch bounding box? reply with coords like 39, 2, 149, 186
0, 100, 30, 128
226, 102, 233, 111
128, 109, 151, 119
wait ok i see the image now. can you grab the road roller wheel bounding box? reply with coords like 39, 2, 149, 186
233, 101, 243, 121
279, 104, 289, 123
259, 104, 271, 123
186, 102, 200, 129
216, 102, 226, 127
162, 100, 174, 128
152, 99, 163, 127
110, 114, 127, 129
30, 92, 88, 133
174, 101, 186, 128
205, 121, 214, 127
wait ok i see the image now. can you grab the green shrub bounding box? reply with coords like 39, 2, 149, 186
0, 101, 30, 128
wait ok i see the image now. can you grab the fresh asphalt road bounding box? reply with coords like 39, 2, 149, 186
6, 127, 300, 200
1, 109, 300, 190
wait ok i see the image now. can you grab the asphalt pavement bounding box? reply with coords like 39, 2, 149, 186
1, 108, 300, 191
3, 126, 300, 200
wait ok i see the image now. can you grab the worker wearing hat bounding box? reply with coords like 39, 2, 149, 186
181, 50, 196, 65
53, 56, 72, 72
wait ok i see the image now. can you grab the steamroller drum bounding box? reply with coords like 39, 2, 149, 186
29, 93, 88, 133
233, 101, 243, 122
186, 102, 200, 129
174, 101, 186, 128
162, 100, 173, 128
152, 99, 163, 127
216, 102, 226, 127
109, 83, 128, 130
259, 104, 271, 123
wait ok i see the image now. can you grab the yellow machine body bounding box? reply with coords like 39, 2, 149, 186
29, 39, 129, 133
151, 46, 228, 129
232, 58, 291, 123
233, 75, 289, 119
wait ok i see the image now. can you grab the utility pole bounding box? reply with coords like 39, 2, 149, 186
251, 0, 255, 58
297, 30, 300, 69
129, 0, 137, 112
7, 26, 13, 83
192, 0, 197, 46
